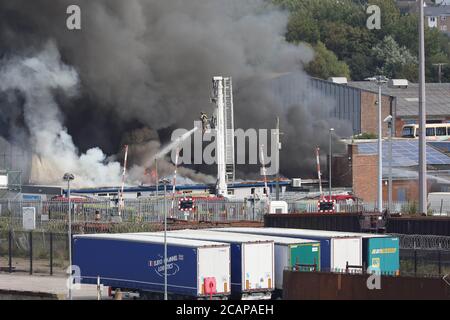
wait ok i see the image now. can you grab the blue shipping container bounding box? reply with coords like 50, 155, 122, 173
72, 234, 231, 298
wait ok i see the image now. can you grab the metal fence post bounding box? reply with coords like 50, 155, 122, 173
414, 249, 417, 276
8, 229, 12, 273
438, 250, 441, 276
29, 231, 33, 275
50, 232, 53, 276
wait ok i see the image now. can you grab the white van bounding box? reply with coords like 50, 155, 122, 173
428, 192, 450, 216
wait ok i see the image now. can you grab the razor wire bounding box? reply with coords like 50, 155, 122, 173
393, 234, 450, 251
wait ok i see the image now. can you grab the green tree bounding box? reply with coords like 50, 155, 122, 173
286, 11, 320, 44
372, 35, 418, 79
306, 42, 351, 79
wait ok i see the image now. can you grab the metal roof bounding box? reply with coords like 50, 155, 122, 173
216, 227, 395, 239
68, 180, 291, 195
133, 230, 274, 244
424, 5, 450, 16
214, 227, 362, 240
349, 81, 450, 117
73, 233, 229, 248
356, 140, 450, 166
205, 229, 319, 245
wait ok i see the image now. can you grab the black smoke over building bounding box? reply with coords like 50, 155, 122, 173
0, 0, 350, 186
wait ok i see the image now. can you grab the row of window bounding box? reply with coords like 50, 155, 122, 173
426, 127, 450, 137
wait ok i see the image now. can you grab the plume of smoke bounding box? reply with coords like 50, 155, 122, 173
0, 0, 351, 184
0, 41, 123, 187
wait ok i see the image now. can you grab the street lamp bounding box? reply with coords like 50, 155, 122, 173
63, 172, 75, 300
419, 0, 428, 215
384, 115, 393, 213
366, 75, 388, 213
159, 178, 171, 301
329, 128, 335, 201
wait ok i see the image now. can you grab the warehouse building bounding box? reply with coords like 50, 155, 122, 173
269, 73, 394, 137
348, 81, 450, 137
269, 73, 450, 139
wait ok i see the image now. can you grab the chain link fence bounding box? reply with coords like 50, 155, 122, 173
0, 198, 268, 231
1, 198, 449, 277
0, 198, 267, 276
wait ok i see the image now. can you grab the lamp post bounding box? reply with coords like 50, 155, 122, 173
384, 115, 393, 213
159, 178, 170, 300
329, 128, 334, 201
63, 173, 74, 300
366, 76, 388, 213
419, 0, 428, 215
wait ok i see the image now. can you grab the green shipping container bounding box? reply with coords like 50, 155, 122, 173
272, 240, 320, 290
364, 236, 400, 275
289, 242, 321, 271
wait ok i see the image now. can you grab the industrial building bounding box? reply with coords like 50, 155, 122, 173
269, 73, 450, 139
348, 81, 450, 137
332, 140, 450, 203
70, 180, 292, 201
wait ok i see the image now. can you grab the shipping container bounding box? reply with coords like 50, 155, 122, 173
317, 231, 400, 274
213, 227, 362, 272
132, 230, 275, 300
204, 230, 320, 292
72, 233, 231, 299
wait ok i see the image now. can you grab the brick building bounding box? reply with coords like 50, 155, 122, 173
349, 81, 450, 138
332, 140, 450, 202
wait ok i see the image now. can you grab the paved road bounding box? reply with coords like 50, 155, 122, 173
0, 273, 109, 300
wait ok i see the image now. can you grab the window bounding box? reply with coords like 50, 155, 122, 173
448, 127, 450, 135
397, 188, 407, 202
426, 127, 436, 136
402, 126, 415, 138
227, 189, 234, 195
436, 127, 447, 136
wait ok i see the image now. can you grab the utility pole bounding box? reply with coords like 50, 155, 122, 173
366, 75, 388, 213
419, 0, 428, 215
384, 115, 393, 213
432, 63, 447, 83
275, 117, 282, 201
159, 178, 170, 301
63, 173, 75, 301
329, 128, 334, 201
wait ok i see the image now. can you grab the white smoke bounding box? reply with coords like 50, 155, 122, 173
0, 41, 123, 187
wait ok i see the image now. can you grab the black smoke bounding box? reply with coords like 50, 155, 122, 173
0, 0, 350, 185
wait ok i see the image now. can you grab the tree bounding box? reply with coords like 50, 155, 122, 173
306, 42, 351, 79
372, 35, 418, 79
286, 11, 320, 44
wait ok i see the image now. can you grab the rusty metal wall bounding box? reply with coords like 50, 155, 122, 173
265, 214, 450, 236
264, 213, 362, 232
387, 216, 450, 236
283, 271, 450, 300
